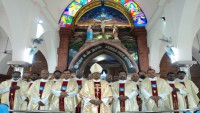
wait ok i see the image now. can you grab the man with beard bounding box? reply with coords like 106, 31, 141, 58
0, 71, 27, 110
27, 70, 54, 110
50, 69, 78, 112
176, 71, 199, 109
141, 69, 172, 111
138, 70, 146, 82
53, 70, 62, 83
112, 71, 138, 113
80, 63, 113, 113
165, 72, 187, 111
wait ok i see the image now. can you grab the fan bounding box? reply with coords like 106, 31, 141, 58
32, 38, 43, 45
159, 35, 172, 44
0, 38, 12, 55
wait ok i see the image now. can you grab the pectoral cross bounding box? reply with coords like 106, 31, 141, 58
95, 84, 101, 98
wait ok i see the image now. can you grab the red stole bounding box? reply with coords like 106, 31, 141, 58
77, 80, 82, 90
151, 81, 158, 106
29, 83, 33, 88
180, 82, 189, 108
38, 82, 46, 110
59, 81, 68, 111
76, 80, 82, 113
9, 82, 17, 110
136, 84, 142, 111
169, 83, 179, 111
27, 82, 33, 106
119, 83, 125, 112
94, 82, 101, 113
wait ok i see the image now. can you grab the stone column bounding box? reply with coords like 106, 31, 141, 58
175, 61, 197, 79
7, 61, 28, 77
57, 28, 74, 71
131, 27, 149, 71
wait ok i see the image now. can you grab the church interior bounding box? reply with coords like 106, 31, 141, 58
0, 0, 200, 112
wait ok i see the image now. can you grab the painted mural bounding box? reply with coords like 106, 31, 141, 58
77, 6, 130, 27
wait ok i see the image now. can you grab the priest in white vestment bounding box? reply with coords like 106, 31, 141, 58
165, 72, 188, 110
27, 70, 54, 110
0, 71, 27, 110
74, 70, 86, 113
21, 72, 40, 110
50, 69, 78, 112
112, 71, 138, 113
131, 73, 145, 111
141, 69, 172, 111
176, 71, 199, 109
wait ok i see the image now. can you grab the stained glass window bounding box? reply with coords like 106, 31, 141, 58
59, 14, 73, 27
59, 0, 147, 27
65, 1, 82, 17
75, 0, 92, 5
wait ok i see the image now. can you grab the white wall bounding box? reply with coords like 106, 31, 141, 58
0, 27, 12, 74
147, 0, 200, 72
0, 0, 60, 74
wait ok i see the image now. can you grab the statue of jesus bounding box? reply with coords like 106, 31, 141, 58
94, 13, 112, 34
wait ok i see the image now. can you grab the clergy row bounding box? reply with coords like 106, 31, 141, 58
0, 63, 199, 113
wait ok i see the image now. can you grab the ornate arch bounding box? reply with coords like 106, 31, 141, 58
68, 40, 139, 73
59, 0, 147, 28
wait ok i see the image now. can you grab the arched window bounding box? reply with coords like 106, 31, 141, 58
59, 0, 147, 27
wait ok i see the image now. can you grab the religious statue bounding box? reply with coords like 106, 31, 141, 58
87, 25, 93, 40
113, 25, 119, 39
94, 13, 112, 34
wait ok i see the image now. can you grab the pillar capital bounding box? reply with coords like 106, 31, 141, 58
174, 60, 197, 79
59, 27, 74, 37
7, 61, 30, 76
131, 27, 147, 37
7, 61, 30, 67
174, 61, 197, 67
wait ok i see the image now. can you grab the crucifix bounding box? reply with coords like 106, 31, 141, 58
101, 0, 104, 6
94, 13, 112, 34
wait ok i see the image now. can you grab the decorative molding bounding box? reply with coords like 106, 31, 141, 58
174, 61, 197, 67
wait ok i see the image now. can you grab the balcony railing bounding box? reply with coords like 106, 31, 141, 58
8, 107, 200, 113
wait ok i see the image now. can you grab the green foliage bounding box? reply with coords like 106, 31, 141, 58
121, 41, 137, 51
69, 41, 84, 51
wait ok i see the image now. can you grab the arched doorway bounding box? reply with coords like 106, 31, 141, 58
159, 53, 179, 79
69, 39, 139, 76
82, 52, 126, 79
30, 50, 48, 73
